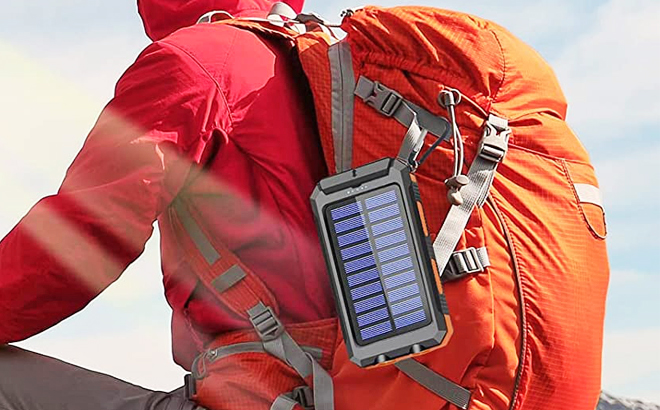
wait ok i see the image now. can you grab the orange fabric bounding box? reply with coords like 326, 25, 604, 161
192, 319, 338, 410
297, 6, 608, 410
190, 6, 609, 410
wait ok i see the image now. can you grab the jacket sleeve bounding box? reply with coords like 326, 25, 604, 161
0, 40, 228, 344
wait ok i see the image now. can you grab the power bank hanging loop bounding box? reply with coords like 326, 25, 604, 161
396, 112, 428, 172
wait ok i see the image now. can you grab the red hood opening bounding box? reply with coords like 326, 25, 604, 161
138, 0, 305, 41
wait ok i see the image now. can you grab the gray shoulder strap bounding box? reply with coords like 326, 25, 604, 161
328, 41, 356, 173
248, 303, 334, 410
395, 359, 471, 409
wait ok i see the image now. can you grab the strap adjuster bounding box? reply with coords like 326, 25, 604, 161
248, 303, 284, 342
478, 115, 511, 163
293, 386, 315, 410
363, 81, 404, 117
444, 247, 489, 282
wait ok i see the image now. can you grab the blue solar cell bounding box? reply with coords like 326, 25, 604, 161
394, 309, 427, 329
344, 255, 376, 274
375, 230, 406, 250
334, 215, 366, 234
371, 217, 404, 236
377, 243, 410, 263
353, 294, 386, 314
381, 257, 413, 276
365, 190, 397, 209
347, 268, 380, 287
331, 201, 362, 221
360, 320, 393, 340
357, 307, 390, 327
341, 241, 373, 261
384, 270, 416, 289
350, 281, 383, 301
390, 296, 423, 316
368, 204, 400, 223
387, 283, 420, 302
337, 229, 368, 247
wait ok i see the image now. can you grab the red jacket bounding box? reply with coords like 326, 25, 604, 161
0, 0, 333, 369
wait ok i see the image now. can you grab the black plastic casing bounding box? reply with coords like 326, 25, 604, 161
310, 158, 452, 368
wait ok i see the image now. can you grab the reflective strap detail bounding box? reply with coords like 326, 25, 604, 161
173, 201, 220, 265
210, 264, 246, 293
442, 247, 490, 283
433, 115, 510, 279
354, 76, 450, 140
249, 303, 334, 410
574, 183, 603, 207
395, 359, 471, 409
328, 41, 356, 173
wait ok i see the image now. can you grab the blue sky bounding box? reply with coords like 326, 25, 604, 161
0, 0, 658, 404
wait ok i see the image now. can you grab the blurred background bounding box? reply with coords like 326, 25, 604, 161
0, 0, 658, 405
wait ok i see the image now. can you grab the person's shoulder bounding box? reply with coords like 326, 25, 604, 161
158, 23, 276, 73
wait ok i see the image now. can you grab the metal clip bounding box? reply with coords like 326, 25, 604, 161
363, 81, 404, 117
249, 303, 284, 342
478, 115, 511, 163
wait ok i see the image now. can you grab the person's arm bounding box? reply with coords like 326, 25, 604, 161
0, 40, 228, 344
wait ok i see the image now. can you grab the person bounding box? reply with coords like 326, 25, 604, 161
0, 0, 335, 409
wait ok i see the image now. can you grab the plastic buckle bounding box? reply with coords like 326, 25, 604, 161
364, 81, 403, 117
184, 374, 197, 400
478, 116, 510, 163
445, 247, 485, 281
249, 304, 284, 342
292, 386, 315, 410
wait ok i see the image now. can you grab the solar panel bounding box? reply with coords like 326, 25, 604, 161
325, 185, 432, 345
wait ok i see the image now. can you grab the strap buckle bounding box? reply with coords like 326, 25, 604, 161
363, 81, 404, 117
444, 247, 488, 282
293, 386, 315, 410
248, 303, 284, 342
478, 115, 511, 163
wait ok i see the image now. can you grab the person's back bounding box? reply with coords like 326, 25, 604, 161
0, 1, 333, 409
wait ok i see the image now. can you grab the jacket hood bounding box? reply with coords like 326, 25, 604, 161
138, 0, 305, 41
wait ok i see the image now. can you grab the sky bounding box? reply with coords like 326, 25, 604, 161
0, 0, 659, 404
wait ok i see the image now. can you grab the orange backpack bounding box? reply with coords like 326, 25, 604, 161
172, 5, 610, 410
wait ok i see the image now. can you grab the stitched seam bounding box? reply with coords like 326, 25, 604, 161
488, 28, 507, 109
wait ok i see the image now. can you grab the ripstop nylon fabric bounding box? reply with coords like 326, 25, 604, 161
295, 6, 609, 410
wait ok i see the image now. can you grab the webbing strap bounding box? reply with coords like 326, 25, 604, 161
249, 303, 334, 410
433, 115, 510, 279
395, 359, 471, 409
271, 386, 314, 410
354, 76, 450, 141
442, 247, 490, 283
172, 199, 279, 319
328, 41, 356, 173
271, 395, 298, 410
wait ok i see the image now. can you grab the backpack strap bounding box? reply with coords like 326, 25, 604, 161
432, 115, 510, 278
172, 198, 334, 410
395, 359, 472, 409
172, 197, 279, 318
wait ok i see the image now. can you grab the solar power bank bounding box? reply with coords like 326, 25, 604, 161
311, 158, 453, 368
